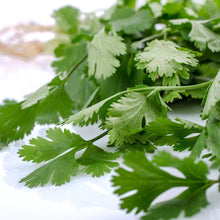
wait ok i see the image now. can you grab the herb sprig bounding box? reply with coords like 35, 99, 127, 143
0, 0, 220, 219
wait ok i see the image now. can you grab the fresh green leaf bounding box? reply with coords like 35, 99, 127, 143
35, 82, 75, 124
206, 116, 220, 167
153, 151, 208, 179
170, 19, 220, 52
0, 101, 36, 144
64, 61, 97, 109
52, 6, 80, 34
197, 62, 220, 79
110, 7, 153, 34
87, 29, 126, 79
202, 70, 220, 120
112, 151, 212, 219
142, 186, 209, 220
52, 40, 87, 75
198, 0, 220, 19
163, 90, 183, 103
77, 145, 119, 177
19, 128, 117, 187
182, 88, 206, 99
190, 129, 207, 159
0, 76, 76, 144
105, 90, 167, 146
144, 117, 203, 151
64, 89, 123, 126
190, 21, 220, 52
22, 85, 49, 109
18, 127, 85, 163
18, 128, 85, 187
135, 40, 199, 86
162, 2, 192, 19
118, 141, 156, 153
148, 2, 163, 18
20, 149, 78, 187
99, 52, 143, 100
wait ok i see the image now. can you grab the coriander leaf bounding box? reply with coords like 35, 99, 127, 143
162, 2, 197, 19
182, 88, 206, 99
0, 77, 76, 144
87, 29, 126, 79
190, 129, 207, 159
105, 90, 167, 146
52, 6, 80, 34
206, 116, 220, 167
148, 2, 162, 18
19, 127, 117, 187
20, 149, 78, 188
110, 7, 153, 34
112, 151, 211, 218
21, 84, 49, 109
0, 101, 36, 144
64, 61, 97, 110
64, 100, 105, 126
18, 128, 86, 187
135, 40, 198, 86
99, 52, 143, 100
190, 21, 220, 52
197, 62, 220, 79
153, 151, 208, 179
118, 141, 156, 153
35, 83, 75, 124
170, 19, 220, 52
144, 118, 203, 151
65, 91, 122, 126
163, 90, 183, 103
112, 151, 183, 213
52, 40, 87, 75
198, 0, 220, 19
18, 127, 85, 163
99, 69, 130, 99
77, 145, 119, 177
202, 70, 220, 120
142, 186, 209, 220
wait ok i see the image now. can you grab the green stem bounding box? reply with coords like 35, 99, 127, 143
132, 32, 165, 49
130, 80, 212, 93
63, 54, 88, 82
137, 32, 165, 44
82, 87, 100, 110
89, 130, 109, 143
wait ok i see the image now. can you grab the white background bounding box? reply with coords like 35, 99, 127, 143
0, 1, 219, 220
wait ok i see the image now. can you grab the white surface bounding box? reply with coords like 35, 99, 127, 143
0, 1, 219, 220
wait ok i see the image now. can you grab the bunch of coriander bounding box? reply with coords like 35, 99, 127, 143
0, 0, 220, 219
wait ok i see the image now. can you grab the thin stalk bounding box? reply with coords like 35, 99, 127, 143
89, 130, 109, 143
131, 32, 165, 49
63, 54, 88, 83
136, 32, 165, 45
82, 87, 100, 110
130, 80, 212, 93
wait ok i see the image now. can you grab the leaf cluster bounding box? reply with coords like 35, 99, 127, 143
0, 0, 220, 219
